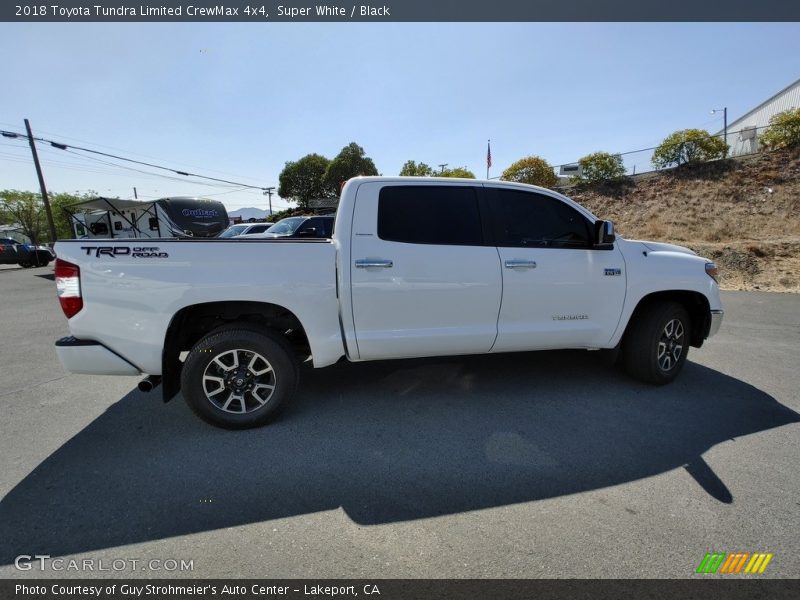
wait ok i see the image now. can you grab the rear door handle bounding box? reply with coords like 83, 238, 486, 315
504, 259, 537, 269
355, 259, 393, 269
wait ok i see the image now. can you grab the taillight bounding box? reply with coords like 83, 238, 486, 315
55, 258, 83, 318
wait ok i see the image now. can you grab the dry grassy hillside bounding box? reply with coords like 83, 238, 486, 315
565, 147, 800, 292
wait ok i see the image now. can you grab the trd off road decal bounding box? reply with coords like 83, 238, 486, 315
80, 246, 169, 258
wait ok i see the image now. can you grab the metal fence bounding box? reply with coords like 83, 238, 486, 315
553, 125, 773, 180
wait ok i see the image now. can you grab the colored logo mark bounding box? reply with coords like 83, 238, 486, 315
696, 552, 773, 574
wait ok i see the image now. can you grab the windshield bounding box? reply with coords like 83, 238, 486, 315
219, 224, 248, 238
266, 217, 305, 235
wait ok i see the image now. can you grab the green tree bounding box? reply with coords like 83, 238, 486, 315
576, 151, 627, 183
399, 160, 434, 177
759, 107, 800, 150
0, 199, 9, 226
278, 153, 335, 209
0, 190, 99, 242
323, 142, 379, 192
439, 166, 476, 178
0, 190, 46, 244
651, 129, 727, 169
500, 156, 558, 188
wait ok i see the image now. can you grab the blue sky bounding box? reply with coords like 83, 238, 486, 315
1, 22, 798, 212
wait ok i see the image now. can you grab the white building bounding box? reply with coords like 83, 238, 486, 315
718, 77, 800, 156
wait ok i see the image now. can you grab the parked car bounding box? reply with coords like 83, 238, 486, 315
219, 222, 274, 238
250, 215, 334, 239
53, 177, 723, 429
218, 224, 249, 238
233, 223, 276, 238
0, 238, 55, 268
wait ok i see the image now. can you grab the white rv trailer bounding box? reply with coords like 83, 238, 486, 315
64, 197, 230, 239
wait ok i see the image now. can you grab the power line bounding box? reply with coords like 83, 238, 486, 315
202, 186, 252, 196
0, 149, 293, 209
61, 148, 245, 189
0, 151, 289, 204
0, 124, 272, 185
1, 128, 275, 192
60, 150, 291, 207
1, 148, 236, 184
0, 152, 141, 176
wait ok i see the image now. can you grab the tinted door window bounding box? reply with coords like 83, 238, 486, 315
378, 186, 482, 246
490, 189, 591, 248
298, 218, 324, 238
319, 217, 334, 237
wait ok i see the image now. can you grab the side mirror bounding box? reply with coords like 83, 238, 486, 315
594, 220, 616, 247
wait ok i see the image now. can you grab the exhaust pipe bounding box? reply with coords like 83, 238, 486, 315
138, 375, 162, 393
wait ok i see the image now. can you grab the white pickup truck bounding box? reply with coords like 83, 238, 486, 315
54, 177, 723, 429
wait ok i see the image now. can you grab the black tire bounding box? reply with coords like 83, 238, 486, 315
18, 261, 32, 268
622, 301, 691, 385
181, 328, 299, 429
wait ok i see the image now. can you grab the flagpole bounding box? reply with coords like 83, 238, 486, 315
486, 139, 491, 179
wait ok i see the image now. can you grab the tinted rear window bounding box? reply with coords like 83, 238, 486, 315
378, 186, 482, 246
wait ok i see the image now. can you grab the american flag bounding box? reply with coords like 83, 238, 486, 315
486, 140, 492, 169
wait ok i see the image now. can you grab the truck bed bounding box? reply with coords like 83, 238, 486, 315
53, 238, 343, 375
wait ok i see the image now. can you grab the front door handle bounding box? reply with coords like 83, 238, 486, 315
355, 259, 393, 269
504, 259, 537, 269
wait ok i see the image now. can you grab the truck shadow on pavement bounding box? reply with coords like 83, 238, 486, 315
1, 351, 798, 563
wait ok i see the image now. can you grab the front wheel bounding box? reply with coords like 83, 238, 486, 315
623, 302, 691, 385
181, 328, 299, 429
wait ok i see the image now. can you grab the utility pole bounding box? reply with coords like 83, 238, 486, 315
133, 187, 138, 199
723, 107, 728, 158
711, 107, 728, 157
263, 187, 275, 216
24, 119, 58, 244
438, 163, 448, 174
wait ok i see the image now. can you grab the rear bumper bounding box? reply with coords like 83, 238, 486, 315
55, 336, 141, 376
708, 309, 724, 338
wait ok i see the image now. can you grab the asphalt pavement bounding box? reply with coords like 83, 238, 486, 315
0, 263, 798, 579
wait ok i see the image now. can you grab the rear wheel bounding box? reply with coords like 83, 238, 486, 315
181, 328, 299, 429
623, 302, 691, 385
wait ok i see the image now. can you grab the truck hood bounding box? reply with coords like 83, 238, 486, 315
629, 239, 697, 256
